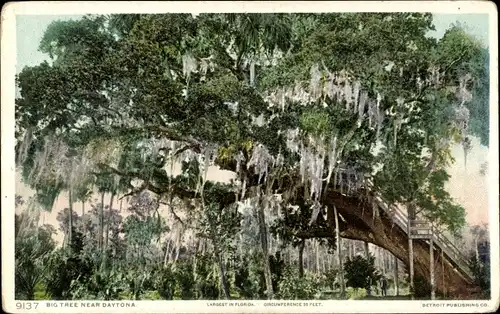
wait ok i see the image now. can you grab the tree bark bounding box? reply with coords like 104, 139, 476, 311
334, 205, 346, 298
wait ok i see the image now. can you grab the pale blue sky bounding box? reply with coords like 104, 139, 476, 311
16, 13, 490, 74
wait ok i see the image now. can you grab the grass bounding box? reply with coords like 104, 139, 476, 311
34, 282, 50, 300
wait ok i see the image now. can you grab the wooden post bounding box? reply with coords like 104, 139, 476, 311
441, 249, 446, 298
407, 201, 416, 300
408, 225, 415, 300
430, 226, 435, 300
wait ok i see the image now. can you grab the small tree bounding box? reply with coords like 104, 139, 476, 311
344, 254, 381, 292
15, 216, 56, 300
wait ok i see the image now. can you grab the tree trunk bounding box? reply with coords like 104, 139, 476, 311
81, 201, 85, 216
298, 240, 305, 277
394, 255, 399, 296
364, 241, 370, 258
105, 193, 114, 249
68, 189, 73, 248
334, 206, 346, 298
99, 191, 105, 251
382, 249, 387, 275
250, 60, 256, 87
475, 238, 479, 261
257, 205, 274, 299
164, 240, 171, 266
315, 240, 320, 274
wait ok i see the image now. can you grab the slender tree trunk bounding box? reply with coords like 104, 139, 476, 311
394, 255, 399, 296
322, 245, 327, 273
164, 240, 171, 266
175, 236, 182, 262
81, 201, 85, 216
475, 238, 479, 261
382, 249, 387, 275
334, 206, 345, 298
250, 60, 256, 87
105, 193, 114, 249
298, 240, 305, 277
68, 189, 73, 248
257, 205, 274, 299
364, 241, 370, 258
304, 243, 309, 271
99, 191, 105, 251
315, 240, 320, 274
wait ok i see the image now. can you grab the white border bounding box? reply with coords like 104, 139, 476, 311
1, 1, 498, 313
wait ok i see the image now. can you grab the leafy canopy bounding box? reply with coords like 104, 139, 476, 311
15, 13, 488, 238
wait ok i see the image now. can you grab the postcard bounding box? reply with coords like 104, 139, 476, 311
1, 1, 498, 313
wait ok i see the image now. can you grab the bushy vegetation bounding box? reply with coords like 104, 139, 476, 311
14, 12, 489, 300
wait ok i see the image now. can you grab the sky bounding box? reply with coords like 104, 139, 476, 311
14, 13, 492, 243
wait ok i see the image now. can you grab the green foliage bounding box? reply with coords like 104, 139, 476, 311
346, 286, 368, 300
15, 219, 56, 300
412, 275, 432, 299
276, 266, 323, 300
300, 108, 332, 138
468, 254, 490, 294
43, 243, 95, 299
343, 254, 381, 290
152, 266, 176, 300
